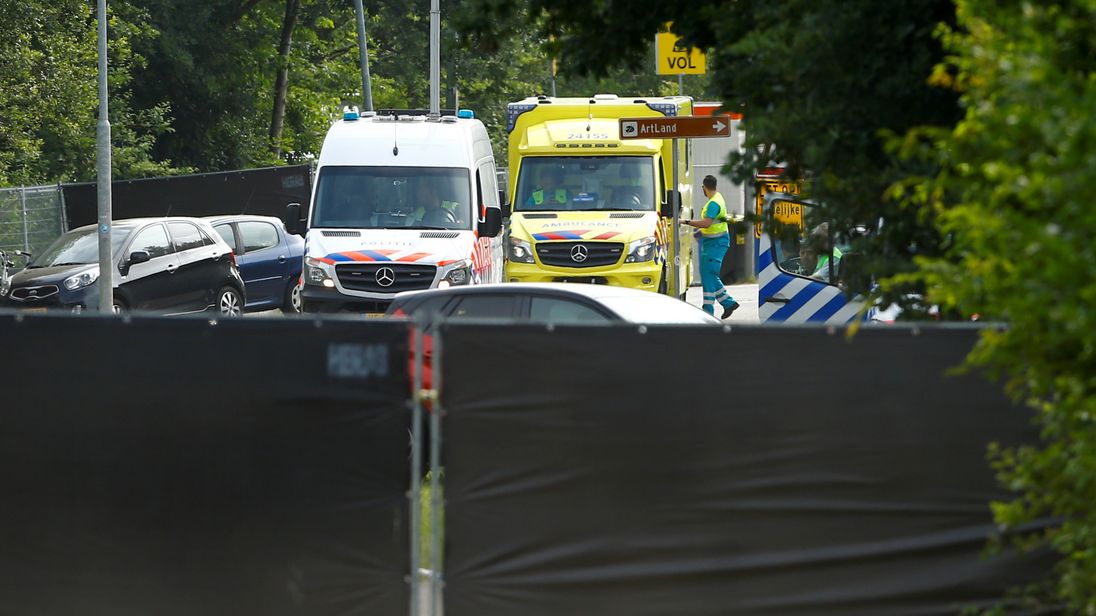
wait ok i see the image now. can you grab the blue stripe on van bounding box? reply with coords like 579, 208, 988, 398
769, 283, 825, 321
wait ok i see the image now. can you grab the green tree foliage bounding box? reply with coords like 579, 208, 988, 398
0, 0, 169, 185
455, 0, 961, 304
895, 1, 1096, 609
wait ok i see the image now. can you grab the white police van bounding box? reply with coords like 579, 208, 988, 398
288, 108, 505, 314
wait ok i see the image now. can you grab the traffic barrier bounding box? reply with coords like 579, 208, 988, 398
439, 324, 1055, 616
0, 313, 409, 615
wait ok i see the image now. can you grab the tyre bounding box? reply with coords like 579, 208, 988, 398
284, 280, 302, 314
216, 286, 243, 317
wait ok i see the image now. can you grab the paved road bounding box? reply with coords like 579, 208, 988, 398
685, 283, 759, 323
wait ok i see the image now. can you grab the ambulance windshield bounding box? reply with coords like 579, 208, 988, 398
312, 166, 472, 230
515, 156, 655, 212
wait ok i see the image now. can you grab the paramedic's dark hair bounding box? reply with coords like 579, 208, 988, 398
702, 175, 717, 190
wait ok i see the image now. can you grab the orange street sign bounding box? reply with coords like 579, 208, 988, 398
619, 115, 732, 140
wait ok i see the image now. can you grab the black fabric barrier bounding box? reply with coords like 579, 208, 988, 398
0, 313, 407, 615
63, 165, 311, 230
442, 325, 1054, 616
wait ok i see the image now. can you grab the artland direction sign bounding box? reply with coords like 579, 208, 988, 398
619, 115, 732, 140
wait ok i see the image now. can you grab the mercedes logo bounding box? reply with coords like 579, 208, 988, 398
570, 245, 589, 263
375, 266, 396, 287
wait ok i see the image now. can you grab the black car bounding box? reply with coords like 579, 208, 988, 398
0, 218, 246, 315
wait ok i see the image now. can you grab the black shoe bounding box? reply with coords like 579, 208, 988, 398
721, 301, 740, 319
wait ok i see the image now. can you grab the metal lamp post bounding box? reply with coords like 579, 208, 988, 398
95, 0, 113, 312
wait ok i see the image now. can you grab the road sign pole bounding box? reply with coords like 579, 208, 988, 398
678, 74, 684, 95
671, 138, 680, 297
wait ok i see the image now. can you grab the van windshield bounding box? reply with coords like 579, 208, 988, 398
312, 166, 472, 230
514, 156, 656, 212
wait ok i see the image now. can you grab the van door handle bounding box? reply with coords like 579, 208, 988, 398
763, 296, 790, 304
166, 264, 178, 274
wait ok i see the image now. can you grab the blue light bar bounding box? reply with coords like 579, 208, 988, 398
343, 106, 360, 121
457, 109, 475, 119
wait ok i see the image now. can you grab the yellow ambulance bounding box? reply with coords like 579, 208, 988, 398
504, 95, 694, 296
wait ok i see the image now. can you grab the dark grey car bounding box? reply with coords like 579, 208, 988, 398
0, 217, 246, 315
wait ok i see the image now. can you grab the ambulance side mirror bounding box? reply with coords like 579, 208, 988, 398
499, 190, 511, 218
660, 190, 677, 218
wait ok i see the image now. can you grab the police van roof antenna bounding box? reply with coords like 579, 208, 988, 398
586, 99, 594, 132
392, 120, 399, 156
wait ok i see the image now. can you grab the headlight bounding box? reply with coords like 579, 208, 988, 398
441, 260, 473, 286
624, 236, 658, 263
305, 257, 335, 288
508, 237, 535, 263
63, 270, 100, 290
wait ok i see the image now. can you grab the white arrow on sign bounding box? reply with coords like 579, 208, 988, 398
712, 120, 726, 133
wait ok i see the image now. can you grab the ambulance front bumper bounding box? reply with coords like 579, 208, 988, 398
505, 260, 661, 292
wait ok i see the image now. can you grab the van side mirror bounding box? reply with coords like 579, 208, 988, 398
128, 251, 151, 266
478, 207, 503, 238
285, 202, 302, 235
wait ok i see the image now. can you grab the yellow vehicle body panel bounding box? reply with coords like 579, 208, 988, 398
505, 96, 694, 296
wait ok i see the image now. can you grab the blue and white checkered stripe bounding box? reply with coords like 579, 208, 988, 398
755, 232, 866, 324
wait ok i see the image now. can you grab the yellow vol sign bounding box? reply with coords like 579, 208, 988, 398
656, 26, 706, 75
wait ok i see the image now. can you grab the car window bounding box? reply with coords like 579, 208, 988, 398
448, 294, 518, 320
529, 296, 611, 324
198, 227, 217, 247
213, 224, 237, 251
239, 221, 280, 252
167, 222, 205, 252
128, 224, 173, 258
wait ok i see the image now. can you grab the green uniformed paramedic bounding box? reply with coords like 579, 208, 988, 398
681, 175, 739, 318
803, 223, 842, 283
525, 166, 570, 208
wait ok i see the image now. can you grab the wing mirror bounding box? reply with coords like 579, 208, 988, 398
478, 206, 503, 238
285, 202, 303, 235
128, 251, 151, 265
660, 190, 678, 218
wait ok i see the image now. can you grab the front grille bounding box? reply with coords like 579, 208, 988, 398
536, 242, 624, 268
322, 230, 361, 237
336, 263, 437, 293
610, 212, 645, 219
10, 284, 60, 302
419, 231, 460, 239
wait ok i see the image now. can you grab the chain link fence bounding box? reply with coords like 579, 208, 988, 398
0, 185, 67, 256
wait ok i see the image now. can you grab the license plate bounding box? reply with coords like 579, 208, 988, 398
364, 312, 386, 319
23, 307, 48, 314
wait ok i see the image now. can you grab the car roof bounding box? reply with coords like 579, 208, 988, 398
68, 216, 214, 234
397, 282, 667, 301
203, 214, 284, 225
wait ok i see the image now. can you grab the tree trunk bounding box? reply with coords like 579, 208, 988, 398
269, 0, 301, 157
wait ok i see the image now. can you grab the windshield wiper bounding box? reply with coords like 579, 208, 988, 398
405, 225, 451, 230
46, 262, 93, 267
